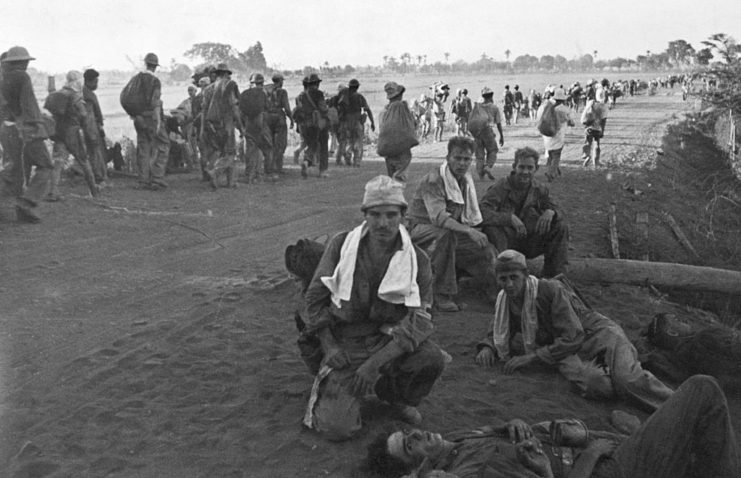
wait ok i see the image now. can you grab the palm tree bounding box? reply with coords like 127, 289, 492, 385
505, 49, 511, 61
593, 50, 598, 61
444, 52, 450, 63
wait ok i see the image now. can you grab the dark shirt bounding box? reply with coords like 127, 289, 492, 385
477, 279, 585, 364
479, 173, 562, 229
1, 67, 48, 139
304, 230, 434, 352
82, 85, 103, 142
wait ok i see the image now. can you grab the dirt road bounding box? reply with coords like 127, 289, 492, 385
3, 90, 722, 477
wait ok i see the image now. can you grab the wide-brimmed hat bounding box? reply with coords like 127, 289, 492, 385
361, 175, 407, 211
481, 86, 494, 96
2, 46, 35, 63
306, 73, 322, 84
198, 77, 211, 87
144, 52, 159, 67
553, 89, 568, 101
384, 81, 405, 99
250, 73, 265, 84
272, 72, 284, 82
214, 62, 232, 74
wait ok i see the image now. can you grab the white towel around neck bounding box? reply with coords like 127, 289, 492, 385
440, 162, 483, 226
492, 275, 540, 360
320, 222, 421, 308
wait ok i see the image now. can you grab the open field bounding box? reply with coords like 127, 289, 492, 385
3, 84, 738, 477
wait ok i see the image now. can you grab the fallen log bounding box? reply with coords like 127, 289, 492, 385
525, 256, 741, 296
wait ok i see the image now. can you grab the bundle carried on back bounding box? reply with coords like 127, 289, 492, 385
467, 103, 490, 135
537, 101, 559, 137
120, 73, 151, 116
377, 101, 418, 157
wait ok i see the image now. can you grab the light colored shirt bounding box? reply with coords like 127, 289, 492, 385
537, 101, 574, 150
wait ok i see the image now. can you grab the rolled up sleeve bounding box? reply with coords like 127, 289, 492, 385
420, 180, 453, 227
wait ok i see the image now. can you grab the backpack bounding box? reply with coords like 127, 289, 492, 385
467, 103, 490, 134
44, 90, 70, 118
239, 88, 267, 119
120, 73, 149, 116
537, 101, 559, 137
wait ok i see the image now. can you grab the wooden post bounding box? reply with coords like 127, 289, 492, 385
609, 203, 620, 259
662, 212, 700, 259
636, 212, 649, 261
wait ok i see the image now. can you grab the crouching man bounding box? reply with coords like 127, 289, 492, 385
479, 146, 568, 278
407, 136, 499, 312
303, 175, 446, 441
476, 250, 674, 412
367, 375, 740, 478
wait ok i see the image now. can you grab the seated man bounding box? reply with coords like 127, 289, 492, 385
367, 375, 741, 478
479, 147, 568, 278
303, 175, 446, 441
407, 136, 498, 312
476, 250, 673, 412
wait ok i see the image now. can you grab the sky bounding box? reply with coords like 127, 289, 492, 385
2, 0, 740, 73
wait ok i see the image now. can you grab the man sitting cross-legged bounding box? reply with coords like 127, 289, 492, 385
366, 375, 740, 478
407, 136, 499, 312
476, 250, 674, 412
303, 175, 446, 441
479, 146, 569, 278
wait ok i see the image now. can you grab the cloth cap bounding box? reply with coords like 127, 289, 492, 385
198, 77, 211, 87
361, 175, 407, 211
481, 86, 493, 96
337, 82, 346, 91
2, 46, 35, 63
214, 63, 232, 74
83, 68, 99, 81
384, 81, 405, 99
553, 88, 568, 101
494, 250, 528, 274
65, 70, 83, 92
348, 78, 360, 88
144, 52, 159, 66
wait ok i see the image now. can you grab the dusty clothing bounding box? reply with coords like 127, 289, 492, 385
202, 78, 240, 181
304, 231, 444, 440
0, 67, 53, 208
478, 279, 673, 411
241, 87, 274, 176
479, 174, 568, 277
82, 86, 107, 181
407, 167, 497, 296
470, 102, 502, 173
537, 101, 573, 151
336, 90, 369, 166
424, 376, 738, 478
129, 71, 168, 185
297, 89, 329, 172
265, 84, 292, 172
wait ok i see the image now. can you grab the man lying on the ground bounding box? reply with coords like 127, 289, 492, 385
407, 136, 498, 312
366, 375, 740, 478
478, 147, 568, 278
303, 175, 446, 441
476, 250, 673, 412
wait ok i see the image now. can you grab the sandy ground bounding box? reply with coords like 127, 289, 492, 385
2, 90, 739, 477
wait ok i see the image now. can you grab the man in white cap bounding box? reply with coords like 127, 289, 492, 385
44, 70, 99, 199
407, 136, 499, 312
0, 46, 54, 223
536, 88, 575, 181
303, 175, 444, 441
476, 249, 674, 412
